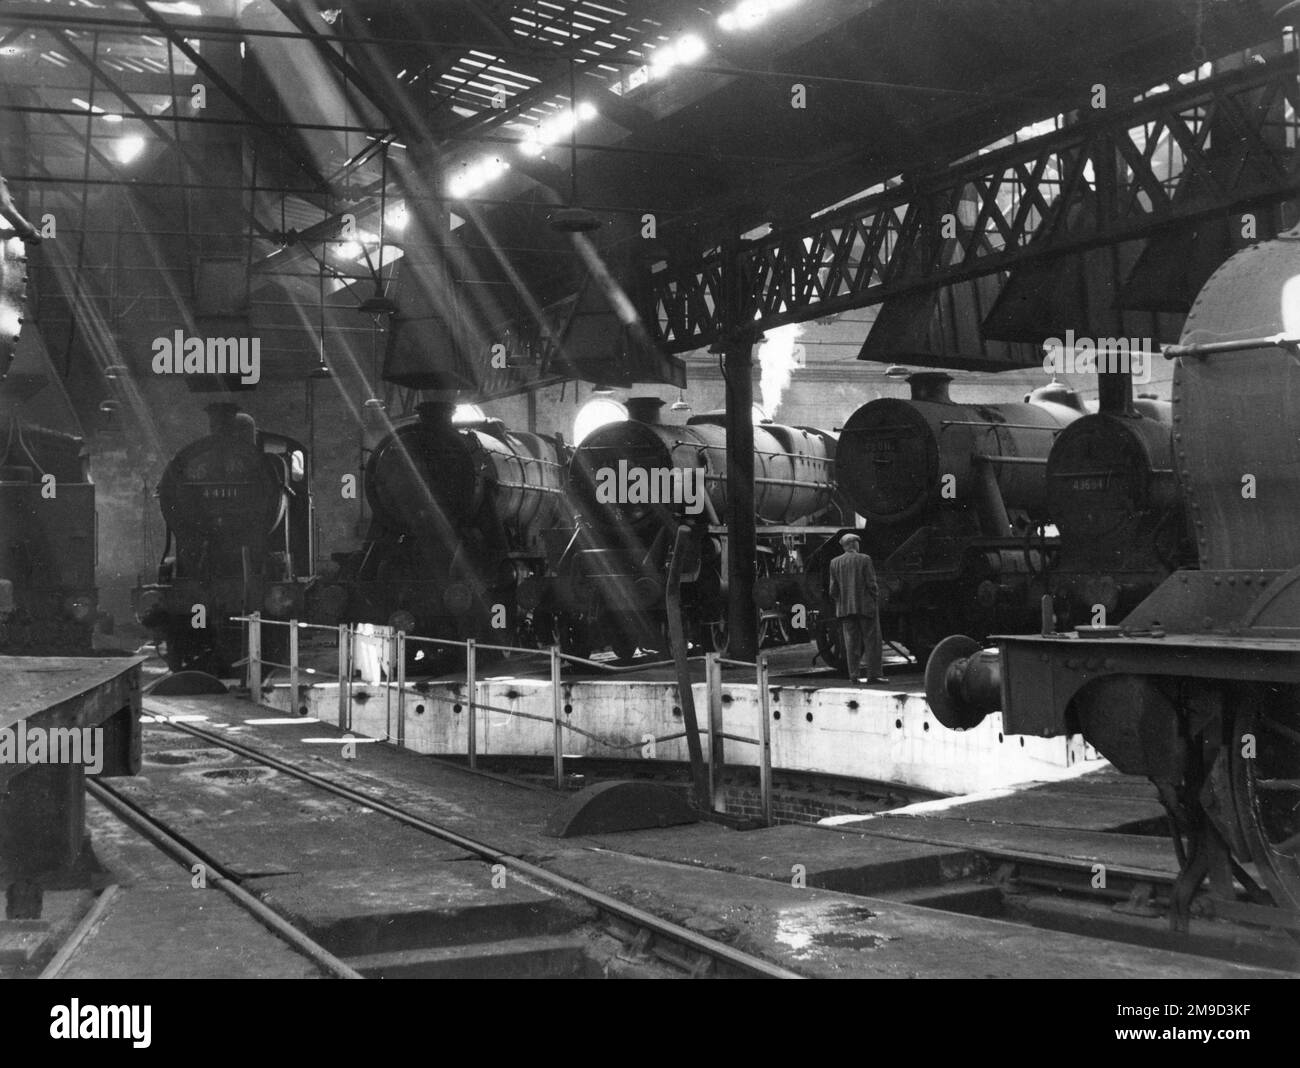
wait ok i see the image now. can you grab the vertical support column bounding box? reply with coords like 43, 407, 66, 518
706, 652, 726, 813
722, 335, 758, 661
466, 638, 478, 769
248, 612, 262, 703
550, 644, 564, 790
288, 619, 299, 716
757, 654, 773, 827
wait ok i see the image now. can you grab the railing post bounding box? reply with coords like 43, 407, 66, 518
757, 653, 772, 827
337, 623, 350, 730
288, 619, 299, 716
466, 638, 478, 770
706, 652, 726, 813
383, 626, 394, 742
248, 611, 262, 704
395, 630, 406, 748
550, 644, 564, 790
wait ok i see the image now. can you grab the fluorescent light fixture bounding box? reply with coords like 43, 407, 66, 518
102, 113, 123, 123
114, 134, 146, 164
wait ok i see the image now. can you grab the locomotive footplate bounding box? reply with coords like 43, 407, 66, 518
928, 625, 1300, 924
0, 656, 143, 921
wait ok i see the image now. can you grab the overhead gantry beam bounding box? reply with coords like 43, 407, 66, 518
642, 54, 1300, 354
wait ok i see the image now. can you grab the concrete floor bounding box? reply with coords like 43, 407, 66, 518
48, 690, 1296, 979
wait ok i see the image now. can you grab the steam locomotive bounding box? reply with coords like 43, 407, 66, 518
927, 227, 1300, 918
1044, 394, 1193, 628
324, 400, 569, 661
0, 181, 98, 656
133, 403, 314, 675
0, 418, 97, 655
559, 397, 844, 660
813, 372, 1082, 664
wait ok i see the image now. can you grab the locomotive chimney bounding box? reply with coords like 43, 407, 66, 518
205, 401, 241, 435
232, 411, 257, 448
626, 396, 666, 424
1097, 370, 1134, 416
416, 400, 457, 426
907, 372, 953, 403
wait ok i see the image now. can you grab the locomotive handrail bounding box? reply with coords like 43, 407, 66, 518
701, 473, 836, 489
939, 421, 1068, 431
1161, 333, 1300, 359
971, 454, 1049, 465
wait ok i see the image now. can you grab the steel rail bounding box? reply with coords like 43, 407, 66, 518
86, 778, 364, 980
147, 712, 805, 979
37, 885, 121, 979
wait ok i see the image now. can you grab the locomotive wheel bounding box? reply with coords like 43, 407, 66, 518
815, 620, 846, 673
1217, 696, 1300, 911
536, 612, 591, 660
706, 620, 729, 657
611, 634, 638, 664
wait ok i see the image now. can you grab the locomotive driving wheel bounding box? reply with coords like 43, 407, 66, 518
814, 619, 845, 673
1216, 693, 1300, 912
706, 619, 729, 655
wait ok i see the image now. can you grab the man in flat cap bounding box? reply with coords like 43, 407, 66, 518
828, 532, 884, 683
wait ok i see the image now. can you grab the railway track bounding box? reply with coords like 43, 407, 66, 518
852, 826, 1300, 972
66, 714, 804, 980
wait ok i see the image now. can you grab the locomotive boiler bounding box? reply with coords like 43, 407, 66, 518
134, 403, 314, 675
0, 418, 97, 654
927, 227, 1300, 919
818, 373, 1081, 663
559, 397, 843, 659
328, 400, 569, 659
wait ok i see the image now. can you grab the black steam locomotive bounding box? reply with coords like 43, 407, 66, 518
928, 227, 1300, 917
134, 403, 314, 675
558, 397, 844, 660
1044, 394, 1193, 628
0, 418, 98, 655
812, 372, 1083, 664
324, 400, 569, 662
0, 180, 98, 657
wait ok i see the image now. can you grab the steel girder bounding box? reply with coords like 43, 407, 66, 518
643, 54, 1300, 354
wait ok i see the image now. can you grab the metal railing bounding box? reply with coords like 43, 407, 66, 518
714, 654, 774, 826
230, 614, 775, 823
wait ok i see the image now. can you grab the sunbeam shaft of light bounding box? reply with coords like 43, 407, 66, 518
39, 238, 165, 462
